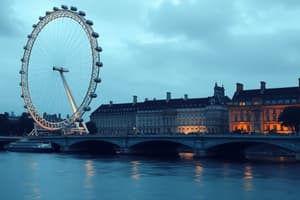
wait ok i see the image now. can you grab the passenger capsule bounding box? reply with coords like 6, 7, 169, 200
92, 32, 99, 38
21, 94, 24, 98
27, 34, 32, 39
94, 77, 101, 83
90, 93, 97, 98
39, 16, 44, 20
21, 58, 25, 62
78, 11, 86, 16
95, 46, 102, 52
86, 20, 93, 26
61, 5, 68, 10
32, 24, 37, 28
96, 61, 103, 67
84, 106, 91, 111
70, 6, 77, 11
45, 11, 51, 15
23, 46, 27, 50
24, 105, 27, 109
53, 7, 59, 11
19, 82, 22, 86
19, 70, 25, 74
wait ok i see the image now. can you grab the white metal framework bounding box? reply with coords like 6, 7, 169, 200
20, 5, 103, 134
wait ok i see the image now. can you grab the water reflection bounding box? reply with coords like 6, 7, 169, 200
85, 160, 95, 189
131, 160, 140, 180
194, 163, 203, 183
27, 160, 41, 200
223, 163, 230, 177
243, 165, 253, 191
31, 161, 38, 170
2, 153, 300, 200
26, 184, 41, 200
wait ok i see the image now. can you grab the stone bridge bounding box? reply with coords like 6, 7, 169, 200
28, 134, 300, 159
0, 136, 21, 149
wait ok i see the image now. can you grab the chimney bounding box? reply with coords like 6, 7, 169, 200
260, 81, 266, 94
236, 83, 243, 94
166, 92, 171, 102
133, 95, 137, 105
109, 101, 113, 106
298, 78, 300, 87
184, 94, 188, 100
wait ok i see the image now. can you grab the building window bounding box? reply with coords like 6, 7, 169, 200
265, 109, 269, 121
240, 110, 244, 121
285, 99, 290, 104
272, 109, 276, 121
234, 113, 238, 122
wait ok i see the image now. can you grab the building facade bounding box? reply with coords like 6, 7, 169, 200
90, 84, 230, 135
228, 79, 300, 134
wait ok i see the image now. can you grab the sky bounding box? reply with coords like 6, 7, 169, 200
1, 0, 300, 118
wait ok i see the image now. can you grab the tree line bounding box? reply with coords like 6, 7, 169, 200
0, 112, 33, 136
0, 112, 98, 136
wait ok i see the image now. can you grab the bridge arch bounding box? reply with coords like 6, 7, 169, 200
68, 140, 121, 154
205, 140, 297, 158
128, 140, 193, 155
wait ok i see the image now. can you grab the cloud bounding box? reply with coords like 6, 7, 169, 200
1, 0, 300, 116
147, 0, 237, 40
0, 0, 23, 37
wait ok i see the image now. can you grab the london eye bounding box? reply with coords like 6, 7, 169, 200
20, 5, 103, 134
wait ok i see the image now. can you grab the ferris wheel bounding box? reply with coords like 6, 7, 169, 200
20, 5, 103, 135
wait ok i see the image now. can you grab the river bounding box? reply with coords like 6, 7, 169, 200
0, 152, 299, 200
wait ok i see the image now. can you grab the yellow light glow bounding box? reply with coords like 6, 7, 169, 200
177, 126, 207, 134
179, 152, 194, 160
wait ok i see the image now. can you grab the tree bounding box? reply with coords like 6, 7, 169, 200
278, 106, 300, 133
0, 112, 10, 135
18, 112, 34, 135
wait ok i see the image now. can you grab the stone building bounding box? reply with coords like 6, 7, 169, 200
90, 83, 229, 135
228, 79, 300, 134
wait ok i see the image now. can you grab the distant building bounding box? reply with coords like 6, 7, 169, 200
90, 83, 230, 135
42, 113, 62, 122
228, 79, 300, 134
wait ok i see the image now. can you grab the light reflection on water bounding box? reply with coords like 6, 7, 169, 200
131, 160, 140, 180
194, 163, 203, 183
85, 160, 95, 189
243, 165, 253, 191
1, 152, 300, 200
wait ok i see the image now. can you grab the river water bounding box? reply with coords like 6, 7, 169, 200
0, 152, 299, 200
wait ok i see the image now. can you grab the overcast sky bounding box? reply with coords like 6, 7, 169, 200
1, 0, 300, 117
